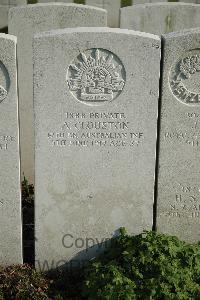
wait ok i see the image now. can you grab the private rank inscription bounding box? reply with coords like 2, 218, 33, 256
48, 112, 144, 148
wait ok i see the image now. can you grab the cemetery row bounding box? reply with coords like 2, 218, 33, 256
4, 2, 200, 183
0, 3, 199, 270
1, 1, 200, 30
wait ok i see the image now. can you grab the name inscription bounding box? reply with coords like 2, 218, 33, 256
48, 112, 144, 148
165, 183, 200, 219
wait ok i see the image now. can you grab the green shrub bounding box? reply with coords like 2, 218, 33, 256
83, 228, 200, 300
121, 0, 132, 8
28, 0, 37, 4
74, 0, 85, 4
0, 230, 200, 299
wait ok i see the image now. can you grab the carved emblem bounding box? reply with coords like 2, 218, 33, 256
67, 48, 125, 105
170, 51, 200, 105
0, 61, 9, 104
0, 85, 7, 103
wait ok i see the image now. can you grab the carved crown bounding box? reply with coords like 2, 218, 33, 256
179, 55, 200, 79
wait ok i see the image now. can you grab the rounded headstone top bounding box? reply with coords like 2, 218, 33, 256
9, 2, 107, 13
121, 2, 200, 10
34, 27, 160, 41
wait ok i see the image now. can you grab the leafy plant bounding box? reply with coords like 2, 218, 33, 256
121, 0, 132, 7
74, 0, 85, 4
83, 228, 200, 300
0, 229, 200, 299
28, 0, 38, 4
22, 176, 34, 208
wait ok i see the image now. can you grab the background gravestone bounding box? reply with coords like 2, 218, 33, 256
0, 0, 26, 31
38, 0, 73, 3
86, 0, 121, 27
9, 3, 107, 184
132, 0, 167, 3
157, 28, 200, 243
179, 1, 200, 3
120, 3, 200, 35
0, 33, 22, 266
33, 27, 160, 270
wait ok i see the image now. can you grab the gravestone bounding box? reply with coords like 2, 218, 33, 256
120, 3, 200, 36
179, 1, 200, 3
0, 0, 26, 30
38, 0, 73, 2
0, 33, 22, 266
33, 27, 161, 270
157, 28, 200, 243
9, 3, 107, 184
132, 0, 167, 3
86, 0, 120, 27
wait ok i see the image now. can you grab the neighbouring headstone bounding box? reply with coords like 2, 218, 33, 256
0, 33, 22, 266
157, 28, 200, 243
0, 0, 26, 31
38, 0, 73, 3
179, 1, 200, 3
120, 3, 200, 36
86, 0, 120, 27
132, 0, 167, 3
33, 27, 161, 271
9, 3, 107, 184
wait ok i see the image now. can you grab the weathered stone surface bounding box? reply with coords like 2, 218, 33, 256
86, 0, 120, 27
179, 1, 200, 3
38, 0, 73, 2
132, 0, 167, 3
0, 0, 26, 30
9, 3, 107, 183
33, 27, 160, 270
0, 33, 22, 266
120, 3, 200, 35
157, 28, 200, 243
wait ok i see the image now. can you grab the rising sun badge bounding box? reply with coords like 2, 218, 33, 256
67, 48, 126, 105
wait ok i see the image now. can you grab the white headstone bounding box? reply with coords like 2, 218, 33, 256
38, 0, 73, 2
120, 3, 200, 36
179, 0, 194, 2
0, 33, 22, 266
132, 0, 167, 3
0, 0, 26, 30
157, 28, 200, 243
33, 27, 161, 271
86, 0, 120, 27
9, 3, 107, 183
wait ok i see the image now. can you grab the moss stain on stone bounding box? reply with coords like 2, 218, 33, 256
165, 12, 172, 33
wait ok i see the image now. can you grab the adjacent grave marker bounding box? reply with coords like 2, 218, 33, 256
33, 27, 161, 270
132, 0, 167, 3
9, 3, 107, 183
38, 0, 73, 3
86, 0, 120, 27
0, 0, 26, 30
120, 3, 200, 35
179, 1, 200, 3
0, 33, 22, 266
157, 28, 200, 243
